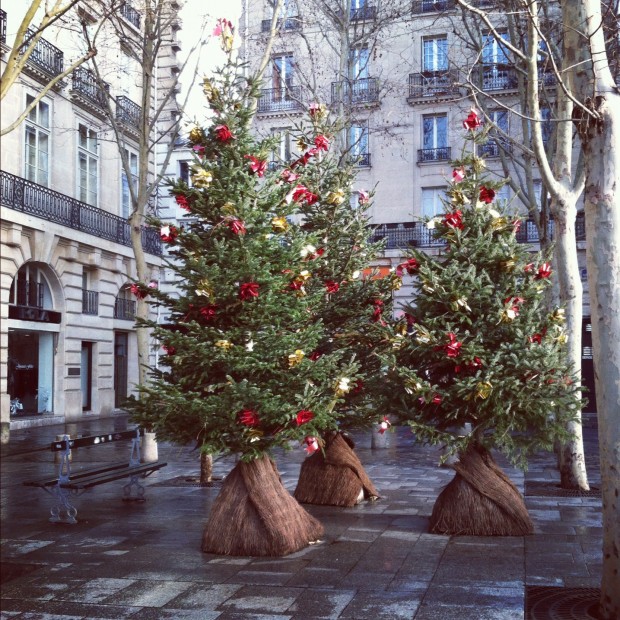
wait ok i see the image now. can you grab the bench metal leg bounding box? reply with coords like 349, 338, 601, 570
122, 472, 147, 502
48, 486, 78, 524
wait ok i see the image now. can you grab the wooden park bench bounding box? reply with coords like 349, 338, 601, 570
23, 428, 167, 524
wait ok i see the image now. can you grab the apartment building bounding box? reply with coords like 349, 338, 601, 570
0, 1, 182, 435
236, 0, 595, 402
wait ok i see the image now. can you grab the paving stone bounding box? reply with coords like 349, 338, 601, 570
338, 589, 424, 619
101, 579, 193, 607
216, 585, 303, 613
286, 588, 357, 618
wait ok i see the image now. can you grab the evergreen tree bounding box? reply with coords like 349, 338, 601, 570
382, 109, 582, 535
128, 19, 390, 553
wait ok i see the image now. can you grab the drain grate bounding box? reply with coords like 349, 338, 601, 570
150, 475, 222, 488
525, 481, 601, 498
526, 586, 601, 619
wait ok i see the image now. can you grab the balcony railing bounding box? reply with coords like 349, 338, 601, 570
417, 147, 451, 163
116, 95, 141, 129
261, 16, 302, 32
1, 9, 7, 45
478, 141, 512, 158
257, 86, 303, 113
114, 297, 136, 320
120, 2, 141, 28
478, 64, 518, 91
1, 170, 162, 255
72, 67, 109, 109
352, 153, 371, 167
408, 71, 459, 99
82, 289, 99, 315
22, 28, 64, 77
350, 5, 377, 20
412, 0, 455, 14
11, 280, 44, 308
369, 216, 584, 250
331, 78, 379, 105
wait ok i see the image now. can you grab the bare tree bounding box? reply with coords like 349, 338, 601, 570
80, 0, 208, 388
1, 0, 106, 135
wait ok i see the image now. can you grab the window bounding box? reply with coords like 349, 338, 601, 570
481, 109, 508, 157
423, 36, 448, 73
540, 107, 553, 146
496, 184, 511, 205
422, 114, 448, 159
272, 128, 292, 167
349, 123, 370, 166
278, 0, 297, 17
121, 149, 138, 218
349, 47, 370, 80
482, 32, 510, 65
272, 54, 294, 94
422, 187, 447, 218
179, 160, 191, 185
24, 95, 50, 186
78, 123, 98, 206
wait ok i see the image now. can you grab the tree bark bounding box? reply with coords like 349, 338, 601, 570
564, 0, 620, 615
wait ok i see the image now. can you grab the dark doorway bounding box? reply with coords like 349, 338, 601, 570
81, 342, 93, 411
581, 317, 596, 413
114, 332, 128, 408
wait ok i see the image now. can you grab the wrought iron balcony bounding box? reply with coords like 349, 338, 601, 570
116, 95, 141, 129
261, 16, 302, 32
352, 153, 371, 167
22, 28, 64, 77
537, 65, 556, 88
120, 2, 141, 28
369, 216, 582, 250
477, 64, 518, 91
114, 298, 136, 320
350, 5, 377, 20
1, 9, 7, 45
257, 86, 303, 113
417, 147, 451, 163
479, 140, 512, 158
11, 280, 44, 308
412, 0, 455, 14
82, 289, 99, 315
1, 170, 162, 255
331, 78, 379, 105
72, 67, 109, 109
408, 71, 459, 100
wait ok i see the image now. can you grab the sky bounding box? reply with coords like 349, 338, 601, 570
178, 0, 243, 122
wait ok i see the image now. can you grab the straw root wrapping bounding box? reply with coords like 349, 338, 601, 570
429, 444, 534, 536
202, 455, 324, 556
294, 432, 380, 507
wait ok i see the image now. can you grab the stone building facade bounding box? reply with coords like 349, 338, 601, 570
0, 1, 182, 435
236, 0, 594, 402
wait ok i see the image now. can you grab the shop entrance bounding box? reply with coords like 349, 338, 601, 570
114, 332, 128, 408
8, 330, 54, 416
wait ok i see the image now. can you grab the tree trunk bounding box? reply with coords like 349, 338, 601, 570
202, 456, 323, 556
200, 452, 213, 485
552, 209, 589, 490
429, 444, 533, 536
581, 95, 620, 619
294, 431, 379, 507
564, 0, 620, 614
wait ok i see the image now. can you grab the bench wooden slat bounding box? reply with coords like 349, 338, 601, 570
51, 429, 142, 451
23, 462, 136, 488
59, 461, 167, 490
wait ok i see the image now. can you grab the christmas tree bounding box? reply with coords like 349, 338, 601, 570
128, 20, 387, 554
265, 106, 397, 506
382, 109, 582, 536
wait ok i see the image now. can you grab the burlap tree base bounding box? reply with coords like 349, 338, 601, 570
294, 432, 379, 507
202, 456, 323, 556
429, 445, 533, 536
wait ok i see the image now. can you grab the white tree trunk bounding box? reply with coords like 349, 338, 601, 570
563, 0, 620, 613
582, 95, 620, 620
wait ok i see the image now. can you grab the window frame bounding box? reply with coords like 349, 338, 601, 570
23, 93, 51, 187
77, 121, 99, 207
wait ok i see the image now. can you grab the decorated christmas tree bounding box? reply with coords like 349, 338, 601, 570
382, 109, 582, 536
128, 20, 389, 553
267, 106, 397, 507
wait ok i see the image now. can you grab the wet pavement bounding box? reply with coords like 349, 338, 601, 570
0, 415, 603, 619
